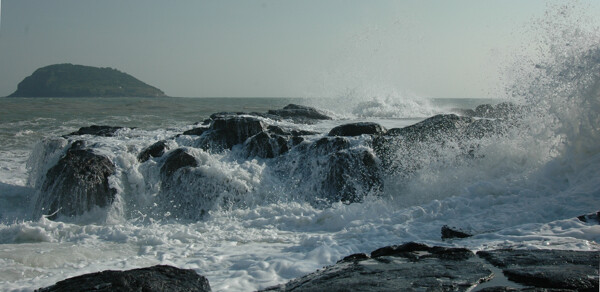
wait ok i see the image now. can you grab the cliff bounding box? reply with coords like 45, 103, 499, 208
8, 64, 167, 97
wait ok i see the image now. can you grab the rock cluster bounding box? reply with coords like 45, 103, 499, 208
38, 243, 599, 292
33, 103, 518, 220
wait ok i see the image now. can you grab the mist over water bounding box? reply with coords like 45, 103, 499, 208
1, 4, 600, 292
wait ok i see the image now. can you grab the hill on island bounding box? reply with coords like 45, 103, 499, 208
8, 64, 167, 97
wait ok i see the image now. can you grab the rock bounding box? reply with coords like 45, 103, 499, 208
477, 249, 599, 291
386, 114, 473, 141
8, 63, 167, 98
577, 211, 600, 224
33, 141, 116, 220
68, 125, 124, 137
321, 148, 381, 203
243, 132, 289, 158
138, 140, 169, 162
183, 127, 209, 136
198, 116, 266, 151
37, 265, 211, 292
268, 104, 331, 123
456, 102, 521, 119
260, 242, 492, 292
160, 149, 198, 177
328, 122, 387, 137
441, 225, 473, 239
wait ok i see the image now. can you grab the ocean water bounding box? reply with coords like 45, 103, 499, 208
2, 8, 600, 292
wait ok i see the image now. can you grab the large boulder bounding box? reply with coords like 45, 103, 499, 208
33, 141, 116, 220
386, 114, 473, 142
160, 148, 198, 177
68, 125, 125, 137
286, 136, 383, 204
37, 265, 211, 292
268, 104, 331, 123
138, 140, 169, 162
328, 122, 387, 137
197, 116, 266, 151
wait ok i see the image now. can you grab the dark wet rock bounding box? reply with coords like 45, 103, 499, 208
312, 137, 351, 154
261, 242, 492, 292
268, 104, 331, 123
441, 225, 473, 239
267, 125, 318, 137
577, 211, 600, 224
328, 122, 387, 137
477, 249, 599, 291
476, 287, 574, 291
241, 125, 319, 159
457, 102, 522, 119
138, 140, 169, 162
386, 114, 473, 141
321, 149, 381, 203
68, 125, 125, 137
160, 148, 198, 177
279, 136, 382, 205
33, 142, 116, 220
37, 265, 211, 292
243, 132, 290, 158
183, 127, 209, 136
370, 242, 474, 261
464, 118, 507, 139
188, 114, 320, 159
198, 116, 266, 151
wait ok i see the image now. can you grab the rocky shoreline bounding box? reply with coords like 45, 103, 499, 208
37, 238, 599, 291
30, 103, 599, 291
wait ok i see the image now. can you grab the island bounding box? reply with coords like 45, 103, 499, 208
7, 63, 167, 97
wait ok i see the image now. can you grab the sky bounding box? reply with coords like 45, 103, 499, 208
0, 1, 599, 98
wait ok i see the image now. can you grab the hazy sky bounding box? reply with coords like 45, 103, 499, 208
1, 1, 598, 98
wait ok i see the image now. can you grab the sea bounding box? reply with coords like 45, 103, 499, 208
1, 11, 600, 292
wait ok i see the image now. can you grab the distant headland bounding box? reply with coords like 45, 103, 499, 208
7, 63, 167, 98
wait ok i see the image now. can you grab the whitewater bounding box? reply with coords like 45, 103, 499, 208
1, 6, 600, 292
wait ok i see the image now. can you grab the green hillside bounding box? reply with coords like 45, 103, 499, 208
8, 64, 167, 97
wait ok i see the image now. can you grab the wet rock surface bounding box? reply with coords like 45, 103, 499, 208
160, 148, 198, 177
37, 265, 211, 292
328, 122, 387, 137
267, 103, 331, 122
577, 211, 600, 224
33, 141, 116, 219
477, 249, 599, 291
68, 125, 125, 137
138, 140, 169, 162
36, 243, 599, 292
262, 243, 600, 292
261, 242, 493, 292
441, 225, 473, 239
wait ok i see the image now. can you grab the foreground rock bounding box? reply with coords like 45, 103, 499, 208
261, 242, 492, 291
478, 249, 599, 291
36, 243, 598, 292
37, 265, 211, 292
262, 243, 599, 292
33, 141, 116, 220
